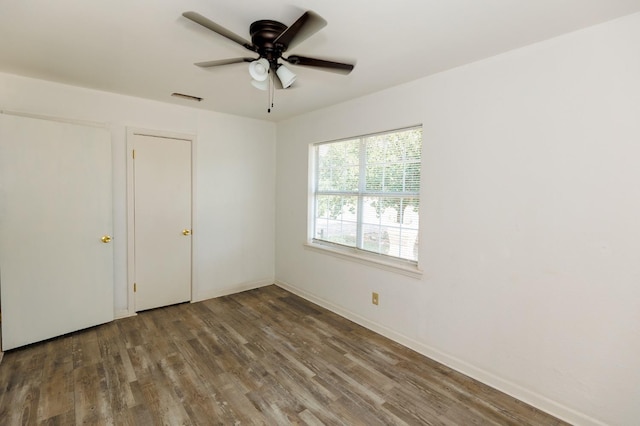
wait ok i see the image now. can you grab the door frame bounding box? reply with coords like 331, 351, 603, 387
126, 127, 197, 317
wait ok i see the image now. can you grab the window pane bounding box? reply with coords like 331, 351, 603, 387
362, 196, 382, 226
385, 137, 404, 163
314, 195, 358, 247
365, 137, 386, 164
317, 140, 360, 191
383, 164, 404, 192
362, 196, 386, 255
364, 128, 422, 194
404, 161, 421, 192
402, 128, 422, 160
362, 223, 390, 255
362, 196, 419, 260
365, 165, 383, 191
318, 167, 359, 191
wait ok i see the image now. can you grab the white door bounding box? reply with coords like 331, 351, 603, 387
0, 113, 114, 350
132, 133, 192, 311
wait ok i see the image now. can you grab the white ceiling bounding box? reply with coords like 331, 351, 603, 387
1, 0, 639, 122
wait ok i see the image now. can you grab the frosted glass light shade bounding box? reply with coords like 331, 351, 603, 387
276, 65, 296, 88
249, 58, 269, 81
251, 78, 269, 91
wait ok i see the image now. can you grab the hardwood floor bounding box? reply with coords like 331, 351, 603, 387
0, 285, 569, 425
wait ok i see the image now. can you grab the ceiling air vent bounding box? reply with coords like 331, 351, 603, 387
171, 92, 203, 102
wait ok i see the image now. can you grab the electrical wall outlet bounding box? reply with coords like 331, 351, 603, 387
372, 292, 379, 305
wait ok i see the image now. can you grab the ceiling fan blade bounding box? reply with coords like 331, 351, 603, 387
195, 58, 255, 68
284, 55, 355, 75
274, 11, 327, 51
183, 11, 255, 51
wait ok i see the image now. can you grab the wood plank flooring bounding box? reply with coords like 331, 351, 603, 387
0, 285, 569, 425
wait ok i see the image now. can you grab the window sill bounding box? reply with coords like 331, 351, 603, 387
303, 241, 424, 279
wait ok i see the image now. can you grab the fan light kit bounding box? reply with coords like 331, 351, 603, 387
182, 10, 355, 113
249, 58, 269, 82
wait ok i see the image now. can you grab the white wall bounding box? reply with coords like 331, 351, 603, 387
275, 12, 640, 426
0, 72, 276, 316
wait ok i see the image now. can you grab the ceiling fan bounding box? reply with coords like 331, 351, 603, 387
182, 10, 355, 92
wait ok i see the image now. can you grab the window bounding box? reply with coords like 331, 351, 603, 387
311, 126, 422, 264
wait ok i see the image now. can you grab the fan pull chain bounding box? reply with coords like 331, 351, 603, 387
267, 75, 271, 113
268, 73, 275, 113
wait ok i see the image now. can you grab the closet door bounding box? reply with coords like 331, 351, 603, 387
131, 133, 192, 311
0, 113, 114, 350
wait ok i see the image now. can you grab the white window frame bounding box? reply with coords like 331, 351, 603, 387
306, 126, 423, 278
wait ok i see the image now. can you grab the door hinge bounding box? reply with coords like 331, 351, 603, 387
132, 149, 136, 159
134, 283, 137, 293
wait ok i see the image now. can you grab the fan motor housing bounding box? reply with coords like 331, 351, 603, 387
250, 20, 288, 61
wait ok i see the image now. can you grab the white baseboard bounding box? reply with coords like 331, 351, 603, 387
275, 279, 605, 426
117, 279, 275, 316
114, 309, 137, 320
193, 278, 274, 302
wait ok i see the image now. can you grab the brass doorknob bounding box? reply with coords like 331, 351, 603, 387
101, 235, 112, 243
182, 229, 191, 236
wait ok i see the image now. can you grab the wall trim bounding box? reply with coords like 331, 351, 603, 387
193, 278, 274, 303
114, 309, 137, 320
304, 242, 423, 279
0, 108, 107, 128
275, 279, 606, 426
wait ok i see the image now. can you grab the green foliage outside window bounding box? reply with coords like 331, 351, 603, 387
313, 127, 422, 261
